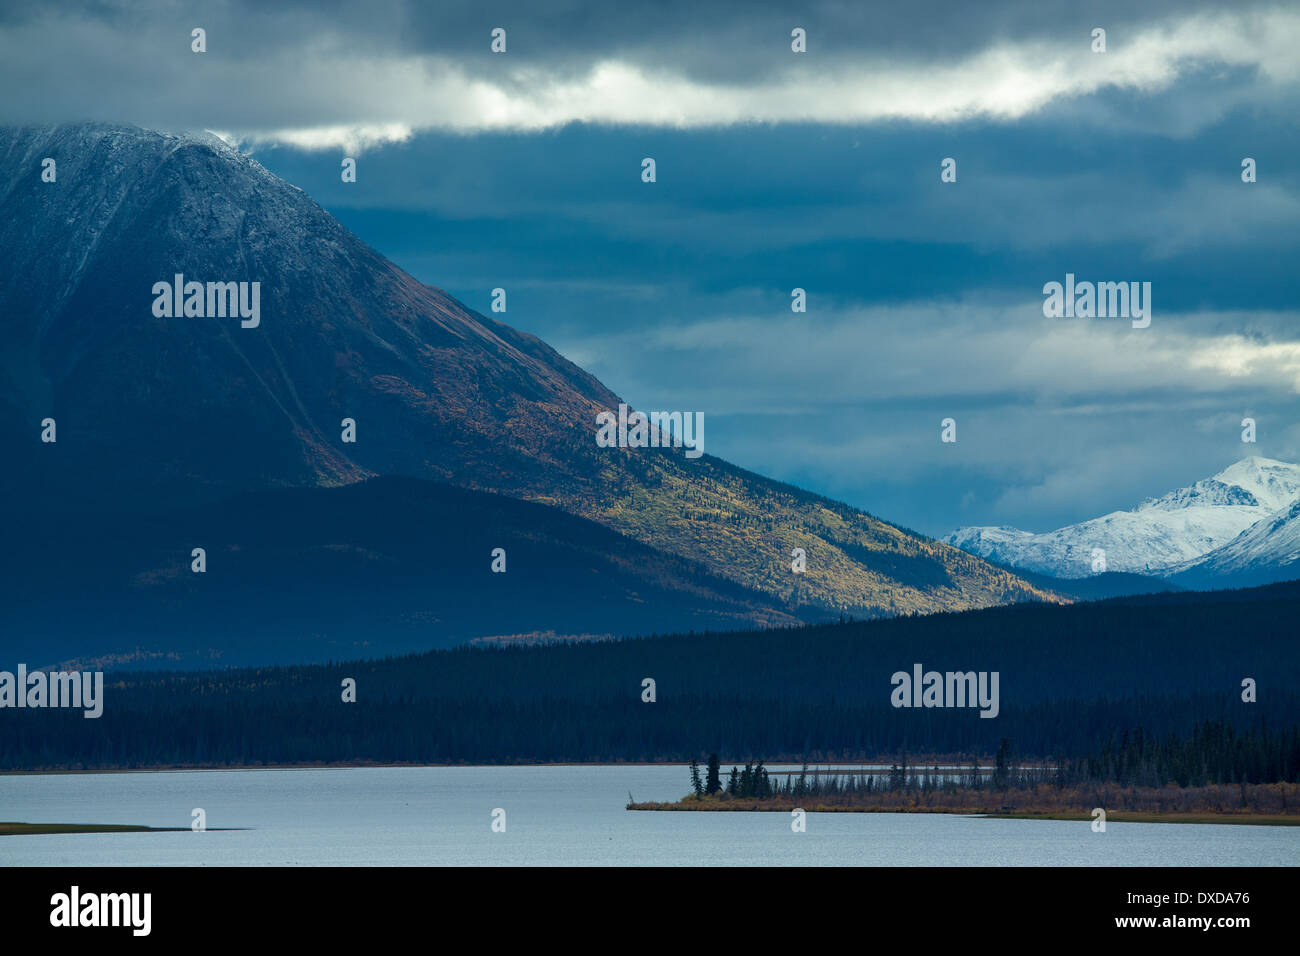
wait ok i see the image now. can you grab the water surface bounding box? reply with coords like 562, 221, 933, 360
1, 766, 1295, 866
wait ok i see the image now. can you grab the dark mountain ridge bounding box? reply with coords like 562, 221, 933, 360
0, 476, 803, 669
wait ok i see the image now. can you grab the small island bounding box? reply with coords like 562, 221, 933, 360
0, 822, 195, 836
1, 822, 242, 836
629, 725, 1300, 826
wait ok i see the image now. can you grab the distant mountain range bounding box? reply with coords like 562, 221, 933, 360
946, 456, 1300, 586
0, 122, 1056, 664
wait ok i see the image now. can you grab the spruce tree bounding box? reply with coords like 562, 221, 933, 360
995, 738, 1011, 790
705, 753, 722, 795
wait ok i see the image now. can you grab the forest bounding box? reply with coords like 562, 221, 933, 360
640, 721, 1300, 817
2, 580, 1297, 770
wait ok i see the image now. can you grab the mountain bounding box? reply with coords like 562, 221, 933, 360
1168, 498, 1300, 589
945, 456, 1300, 578
0, 477, 803, 669
0, 122, 1054, 622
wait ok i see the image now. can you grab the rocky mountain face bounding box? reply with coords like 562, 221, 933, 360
0, 123, 1054, 629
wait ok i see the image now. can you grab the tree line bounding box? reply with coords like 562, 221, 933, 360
3, 581, 1299, 769
682, 718, 1300, 800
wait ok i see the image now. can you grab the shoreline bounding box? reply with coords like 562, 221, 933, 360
0, 761, 908, 776
0, 762, 680, 775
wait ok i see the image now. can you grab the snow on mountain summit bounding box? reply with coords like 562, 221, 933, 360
1135, 457, 1300, 513
1203, 456, 1300, 511
944, 457, 1300, 579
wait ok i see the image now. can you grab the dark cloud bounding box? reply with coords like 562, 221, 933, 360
1, 0, 1293, 132
241, 104, 1300, 535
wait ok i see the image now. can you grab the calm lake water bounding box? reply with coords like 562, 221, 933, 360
2, 765, 1296, 866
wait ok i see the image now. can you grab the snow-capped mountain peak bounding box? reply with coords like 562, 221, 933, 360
944, 457, 1300, 579
1210, 456, 1300, 511
1138, 458, 1300, 512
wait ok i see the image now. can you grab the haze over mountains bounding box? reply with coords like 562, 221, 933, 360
0, 122, 1057, 664
946, 456, 1300, 587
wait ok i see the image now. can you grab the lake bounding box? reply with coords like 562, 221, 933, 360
2, 765, 1296, 866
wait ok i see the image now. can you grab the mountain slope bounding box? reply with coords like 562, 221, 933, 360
0, 122, 1054, 617
1169, 498, 1300, 588
945, 456, 1300, 578
0, 477, 804, 669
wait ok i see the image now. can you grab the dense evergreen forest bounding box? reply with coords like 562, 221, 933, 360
687, 719, 1300, 804
3, 580, 1298, 769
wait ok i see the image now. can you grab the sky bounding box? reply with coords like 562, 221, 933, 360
3, 0, 1298, 537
